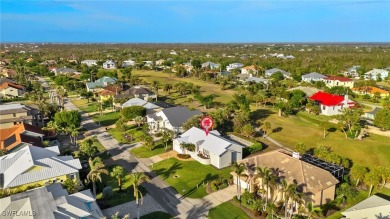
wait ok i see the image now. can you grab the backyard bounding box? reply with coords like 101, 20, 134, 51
151, 158, 232, 198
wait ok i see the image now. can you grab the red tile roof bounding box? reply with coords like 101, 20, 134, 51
324, 76, 353, 82
310, 91, 344, 106
0, 82, 25, 90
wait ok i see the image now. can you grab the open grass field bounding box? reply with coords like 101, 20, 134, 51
131, 70, 235, 105
208, 201, 251, 219
130, 142, 172, 158
151, 158, 232, 198
259, 110, 390, 168
107, 127, 127, 143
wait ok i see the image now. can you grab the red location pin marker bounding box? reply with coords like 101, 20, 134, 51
200, 116, 214, 136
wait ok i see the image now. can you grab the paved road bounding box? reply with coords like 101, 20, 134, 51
64, 99, 217, 218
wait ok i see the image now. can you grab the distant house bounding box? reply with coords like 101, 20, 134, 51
0, 123, 44, 151
173, 127, 243, 169
122, 59, 136, 67
86, 76, 117, 92
147, 106, 202, 134
102, 60, 116, 69
96, 84, 123, 102
53, 67, 80, 76
233, 150, 339, 206
122, 98, 161, 115
155, 59, 165, 66
246, 77, 269, 84
202, 61, 220, 70
265, 68, 291, 78
115, 86, 157, 101
0, 103, 39, 128
364, 69, 389, 81
40, 60, 57, 66
236, 73, 251, 82
344, 65, 361, 78
0, 82, 25, 98
310, 91, 356, 116
81, 59, 98, 67
301, 72, 327, 82
0, 183, 104, 218
323, 76, 354, 88
241, 65, 258, 75
0, 145, 81, 189
1, 68, 17, 78
226, 63, 244, 71
143, 61, 153, 68
218, 71, 232, 77
342, 195, 390, 219
364, 107, 380, 120
352, 86, 389, 98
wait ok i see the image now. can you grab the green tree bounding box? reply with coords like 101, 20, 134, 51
262, 122, 272, 137
242, 124, 255, 138
87, 157, 109, 197
350, 165, 368, 187
62, 178, 81, 194
163, 83, 173, 94
80, 138, 98, 158
0, 149, 7, 156
110, 166, 126, 191
294, 143, 307, 154
374, 108, 390, 130
232, 162, 245, 200
306, 202, 322, 219
364, 169, 381, 197
54, 110, 81, 129
120, 106, 146, 121
129, 172, 150, 219
161, 129, 173, 151
142, 135, 154, 151
151, 81, 160, 99
336, 108, 363, 139
116, 118, 128, 132
134, 116, 145, 127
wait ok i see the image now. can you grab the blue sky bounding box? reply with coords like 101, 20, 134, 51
1, 0, 389, 42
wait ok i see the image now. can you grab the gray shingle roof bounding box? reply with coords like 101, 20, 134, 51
122, 98, 160, 109
301, 72, 326, 79
161, 107, 202, 127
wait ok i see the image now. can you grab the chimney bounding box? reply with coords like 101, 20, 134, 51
292, 152, 300, 159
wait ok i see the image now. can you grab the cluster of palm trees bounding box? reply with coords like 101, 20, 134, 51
232, 162, 320, 219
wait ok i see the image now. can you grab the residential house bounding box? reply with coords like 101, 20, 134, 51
121, 98, 161, 116
40, 60, 57, 66
344, 65, 361, 78
155, 59, 165, 66
0, 183, 104, 218
115, 86, 157, 101
342, 195, 390, 219
301, 72, 327, 82
1, 68, 17, 78
81, 59, 98, 67
143, 61, 154, 68
364, 107, 380, 120
288, 86, 320, 97
218, 71, 232, 78
122, 59, 136, 67
323, 76, 354, 88
352, 86, 389, 98
202, 61, 220, 70
226, 63, 244, 71
147, 106, 202, 134
0, 145, 81, 189
173, 127, 243, 169
0, 82, 25, 98
0, 103, 39, 128
102, 60, 116, 69
310, 91, 356, 116
241, 65, 258, 75
233, 150, 339, 206
236, 73, 251, 83
246, 77, 269, 84
86, 76, 117, 92
53, 67, 80, 76
95, 83, 123, 102
0, 123, 44, 151
265, 68, 291, 78
364, 69, 389, 81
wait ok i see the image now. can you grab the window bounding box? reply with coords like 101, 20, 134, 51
322, 106, 326, 110
13, 113, 16, 117
69, 173, 76, 180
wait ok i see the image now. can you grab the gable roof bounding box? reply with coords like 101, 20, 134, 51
160, 107, 202, 127
342, 195, 390, 218
310, 91, 344, 106
86, 77, 117, 90
122, 98, 160, 109
56, 67, 78, 74
0, 183, 103, 218
265, 68, 290, 76
0, 145, 81, 188
176, 127, 242, 156
241, 150, 339, 194
0, 82, 25, 90
302, 72, 327, 79
0, 123, 43, 150
324, 76, 353, 82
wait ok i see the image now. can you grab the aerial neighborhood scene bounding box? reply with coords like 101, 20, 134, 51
1, 1, 390, 219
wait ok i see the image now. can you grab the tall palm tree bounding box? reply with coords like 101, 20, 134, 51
151, 81, 160, 100
163, 83, 173, 94
129, 172, 150, 219
110, 166, 126, 191
232, 162, 245, 200
286, 183, 303, 218
56, 86, 67, 109
161, 129, 173, 151
87, 157, 109, 197
306, 202, 322, 219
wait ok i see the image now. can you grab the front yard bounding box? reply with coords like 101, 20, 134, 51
71, 99, 98, 113
92, 112, 120, 126
208, 201, 251, 219
130, 142, 172, 158
151, 158, 232, 198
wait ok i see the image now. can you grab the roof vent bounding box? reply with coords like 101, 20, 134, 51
292, 152, 300, 159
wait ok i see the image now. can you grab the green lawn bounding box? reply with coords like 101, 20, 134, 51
71, 99, 98, 113
131, 70, 235, 106
108, 128, 128, 143
91, 137, 112, 160
140, 211, 173, 219
92, 112, 120, 126
130, 142, 172, 158
208, 201, 251, 219
152, 158, 232, 198
260, 110, 390, 168
96, 165, 147, 209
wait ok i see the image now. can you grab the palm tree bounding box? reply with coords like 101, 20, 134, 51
163, 83, 173, 94
161, 130, 172, 151
129, 172, 150, 219
306, 202, 322, 219
151, 81, 160, 99
350, 165, 368, 187
87, 157, 109, 197
364, 170, 381, 197
232, 162, 245, 200
286, 183, 302, 218
134, 116, 144, 127
110, 166, 126, 191
56, 86, 67, 109
142, 135, 155, 151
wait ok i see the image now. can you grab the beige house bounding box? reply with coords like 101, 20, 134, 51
0, 82, 25, 98
232, 150, 339, 206
0, 103, 39, 128
323, 76, 354, 88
